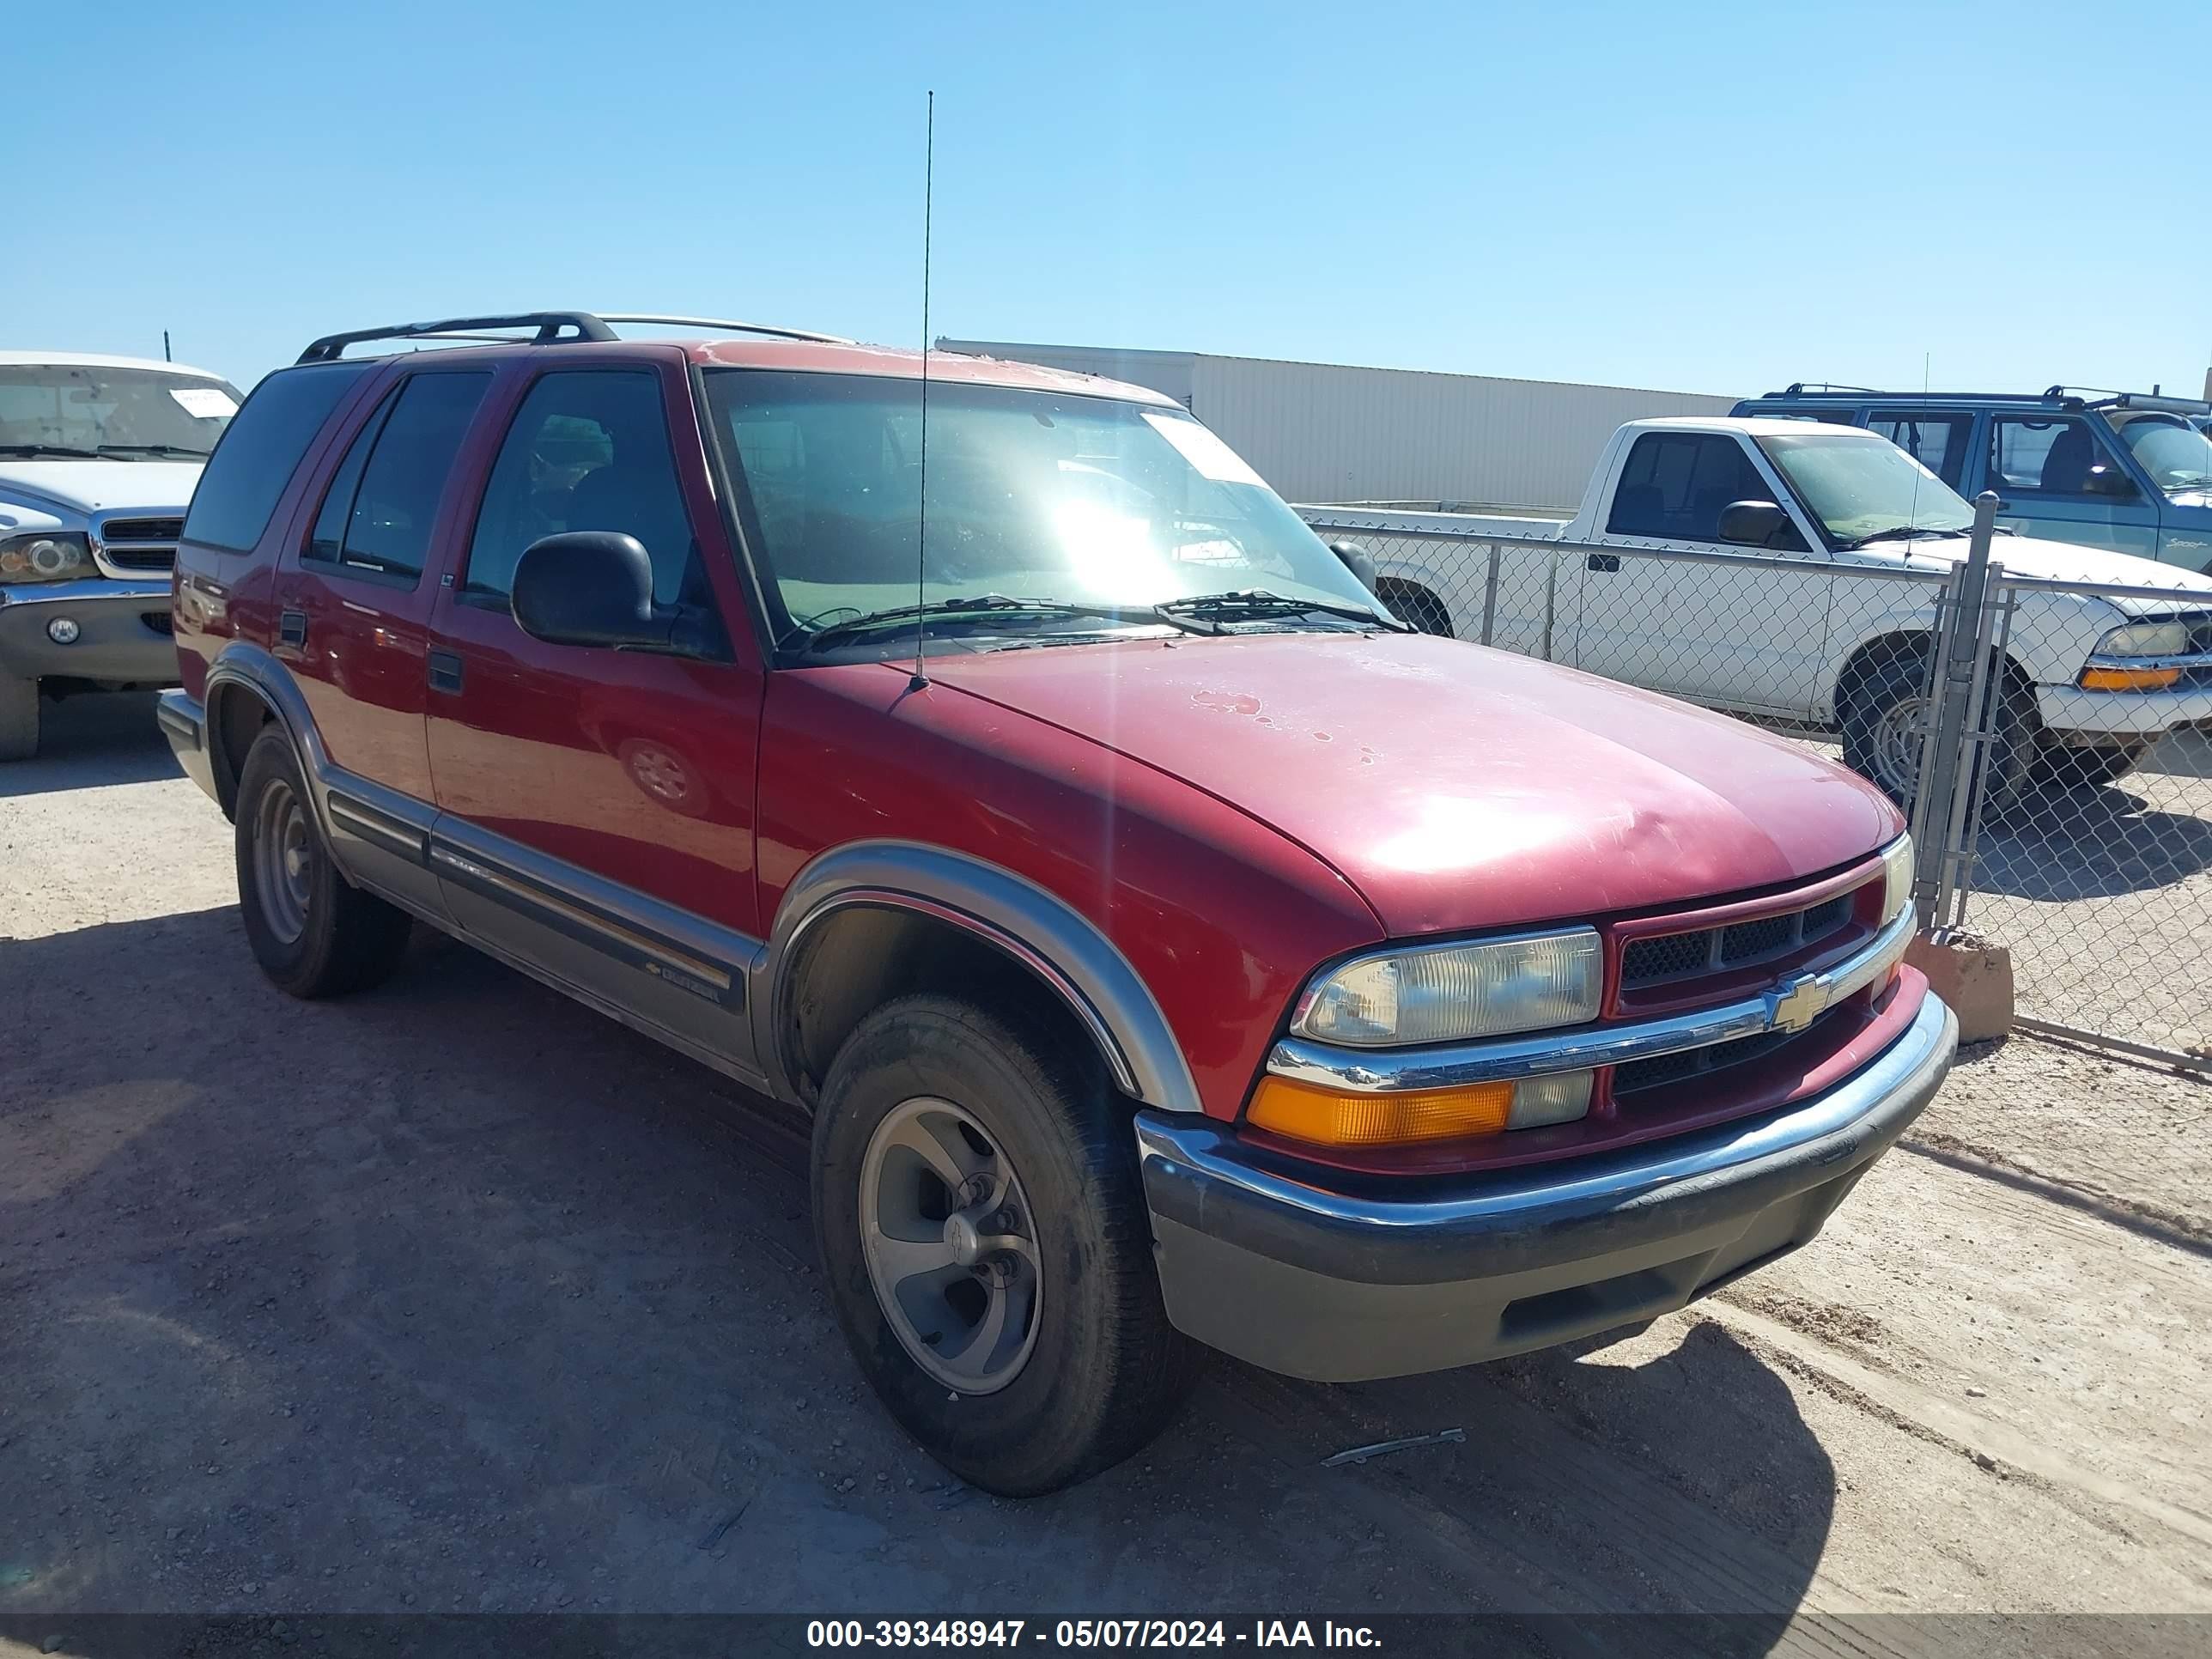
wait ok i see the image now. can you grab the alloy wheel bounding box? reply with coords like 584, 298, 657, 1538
857, 1097, 1042, 1395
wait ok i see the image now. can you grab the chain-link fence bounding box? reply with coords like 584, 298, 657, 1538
1299, 504, 2212, 1069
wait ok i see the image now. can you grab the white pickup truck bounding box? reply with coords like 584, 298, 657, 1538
1, 350, 243, 758
1306, 416, 2212, 800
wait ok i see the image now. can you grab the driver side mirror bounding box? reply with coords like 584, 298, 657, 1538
2082, 465, 2137, 500
1328, 539, 1380, 592
512, 532, 699, 654
1717, 500, 1793, 548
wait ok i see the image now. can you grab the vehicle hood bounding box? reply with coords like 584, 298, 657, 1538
0, 460, 203, 520
925, 633, 1900, 938
1899, 532, 2212, 613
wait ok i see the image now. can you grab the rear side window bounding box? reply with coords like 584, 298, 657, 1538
181, 364, 371, 553
1607, 433, 1777, 541
463, 370, 701, 604
304, 372, 490, 582
1869, 413, 1972, 489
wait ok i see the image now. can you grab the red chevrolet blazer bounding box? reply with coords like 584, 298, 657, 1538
159, 312, 1954, 1494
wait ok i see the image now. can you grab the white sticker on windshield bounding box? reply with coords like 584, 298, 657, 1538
169, 386, 238, 419
1142, 412, 1267, 488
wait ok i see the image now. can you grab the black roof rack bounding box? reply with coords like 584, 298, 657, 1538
1759, 382, 2212, 416
296, 310, 850, 364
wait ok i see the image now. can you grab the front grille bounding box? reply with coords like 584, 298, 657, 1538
141, 611, 173, 635
1613, 1020, 1813, 1097
100, 517, 185, 544
1718, 914, 1792, 961
105, 546, 176, 572
1621, 887, 1863, 990
96, 516, 184, 576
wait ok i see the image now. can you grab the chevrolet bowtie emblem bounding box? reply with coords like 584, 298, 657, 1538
1770, 974, 1827, 1033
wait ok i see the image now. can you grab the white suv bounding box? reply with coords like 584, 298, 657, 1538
0, 350, 242, 758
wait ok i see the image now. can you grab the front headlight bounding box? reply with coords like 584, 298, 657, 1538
2094, 620, 2190, 658
0, 532, 94, 585
1881, 835, 1914, 924
1292, 927, 1601, 1048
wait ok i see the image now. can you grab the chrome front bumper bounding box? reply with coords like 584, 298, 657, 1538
2037, 680, 2212, 739
1135, 991, 1955, 1382
0, 578, 177, 684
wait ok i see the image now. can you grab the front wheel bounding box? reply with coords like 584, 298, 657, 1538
1840, 657, 2033, 815
811, 994, 1199, 1495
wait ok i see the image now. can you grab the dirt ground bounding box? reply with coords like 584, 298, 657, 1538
3, 694, 2209, 1650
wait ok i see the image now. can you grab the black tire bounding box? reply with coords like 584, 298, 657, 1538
811, 994, 1200, 1496
0, 674, 40, 762
1840, 655, 2034, 815
1378, 580, 1455, 637
2031, 740, 2148, 793
234, 726, 413, 998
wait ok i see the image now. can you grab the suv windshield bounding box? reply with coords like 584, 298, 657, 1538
2113, 415, 2212, 494
702, 370, 1385, 652
1756, 431, 1977, 546
0, 363, 243, 459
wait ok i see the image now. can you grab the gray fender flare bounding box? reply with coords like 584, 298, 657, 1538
757, 839, 1204, 1115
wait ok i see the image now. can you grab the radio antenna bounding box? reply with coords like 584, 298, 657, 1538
909, 89, 935, 693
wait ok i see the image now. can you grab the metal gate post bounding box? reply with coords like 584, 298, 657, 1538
1934, 568, 2012, 931
1909, 492, 2001, 927
1540, 554, 1558, 662
1480, 543, 1502, 646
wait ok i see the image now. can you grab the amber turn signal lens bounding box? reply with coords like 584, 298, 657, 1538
1246, 1076, 1515, 1146
2080, 665, 2180, 691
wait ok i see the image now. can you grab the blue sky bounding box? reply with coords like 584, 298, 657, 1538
15, 1, 2210, 399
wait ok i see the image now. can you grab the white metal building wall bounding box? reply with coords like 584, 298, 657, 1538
938, 339, 1735, 512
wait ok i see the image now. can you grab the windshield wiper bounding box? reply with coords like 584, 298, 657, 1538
0, 443, 103, 459
1156, 589, 1410, 631
1838, 526, 1966, 550
97, 444, 213, 459
791, 594, 1211, 657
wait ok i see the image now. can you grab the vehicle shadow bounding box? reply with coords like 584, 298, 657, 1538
0, 691, 179, 798
1972, 781, 2212, 899
1, 906, 1829, 1641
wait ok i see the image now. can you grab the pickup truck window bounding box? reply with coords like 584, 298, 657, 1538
704, 371, 1374, 646
183, 363, 370, 554
1868, 413, 1972, 490
1605, 433, 1778, 542
1990, 415, 2123, 496
2113, 414, 2212, 495
465, 371, 702, 605
1758, 432, 1975, 546
0, 363, 243, 459
303, 371, 489, 583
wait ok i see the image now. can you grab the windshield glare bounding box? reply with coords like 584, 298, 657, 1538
703, 371, 1379, 647
2114, 415, 2212, 493
0, 364, 242, 458
1758, 432, 1976, 544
